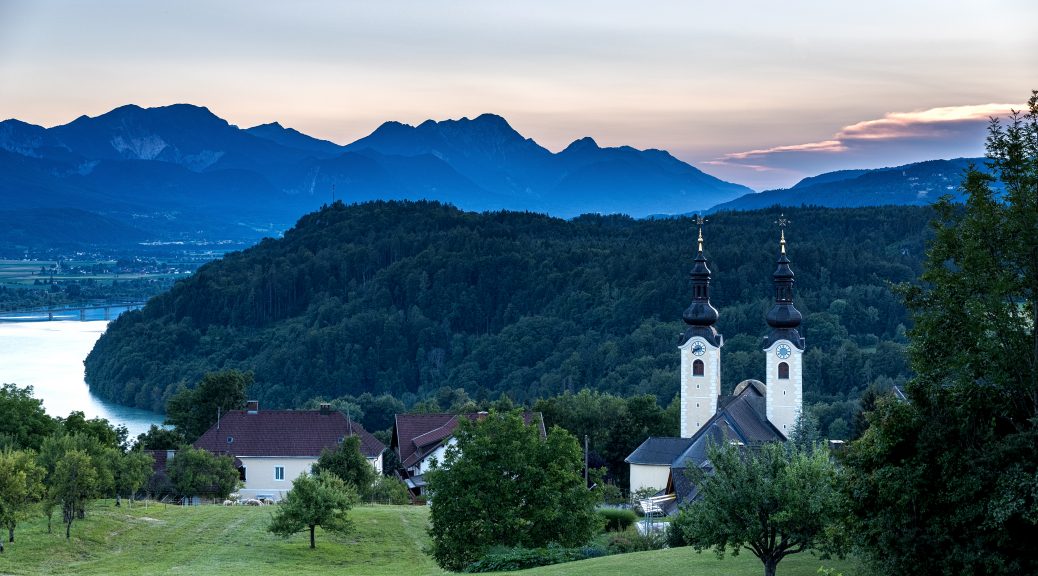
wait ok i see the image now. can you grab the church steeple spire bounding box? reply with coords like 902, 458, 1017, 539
679, 215, 724, 439
763, 215, 804, 349
682, 215, 720, 344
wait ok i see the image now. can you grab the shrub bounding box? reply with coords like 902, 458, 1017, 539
463, 545, 598, 573
367, 475, 410, 505
597, 508, 638, 532
605, 528, 667, 554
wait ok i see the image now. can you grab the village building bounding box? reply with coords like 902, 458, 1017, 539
626, 219, 803, 508
194, 401, 386, 501
392, 411, 546, 499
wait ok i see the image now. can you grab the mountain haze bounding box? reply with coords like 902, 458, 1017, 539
0, 104, 753, 248
709, 158, 984, 213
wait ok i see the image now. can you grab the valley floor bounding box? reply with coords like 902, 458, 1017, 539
0, 501, 860, 576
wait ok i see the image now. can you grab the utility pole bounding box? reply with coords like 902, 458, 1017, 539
584, 435, 589, 488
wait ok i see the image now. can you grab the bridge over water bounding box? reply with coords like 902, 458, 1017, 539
0, 301, 147, 322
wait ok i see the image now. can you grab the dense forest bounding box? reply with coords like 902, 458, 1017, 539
85, 201, 929, 434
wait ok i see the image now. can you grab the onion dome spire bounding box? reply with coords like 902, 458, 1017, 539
764, 215, 805, 349
682, 215, 721, 346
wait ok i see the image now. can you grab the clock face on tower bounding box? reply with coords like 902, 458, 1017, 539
691, 341, 705, 356
776, 344, 792, 359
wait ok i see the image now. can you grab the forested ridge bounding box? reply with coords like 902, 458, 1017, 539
85, 200, 929, 428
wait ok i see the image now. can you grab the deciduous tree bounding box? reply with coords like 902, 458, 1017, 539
312, 436, 375, 497
669, 442, 846, 576
0, 449, 45, 547
267, 472, 356, 549
132, 425, 185, 451
112, 449, 154, 506
0, 384, 57, 451
425, 411, 599, 571
165, 370, 250, 441
166, 446, 239, 500
50, 449, 98, 540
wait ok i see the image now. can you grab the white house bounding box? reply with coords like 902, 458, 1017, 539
194, 401, 385, 500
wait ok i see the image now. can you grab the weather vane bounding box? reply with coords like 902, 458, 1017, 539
694, 214, 708, 253
775, 214, 789, 254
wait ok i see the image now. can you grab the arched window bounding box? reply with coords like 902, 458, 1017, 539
778, 362, 789, 379
693, 359, 704, 376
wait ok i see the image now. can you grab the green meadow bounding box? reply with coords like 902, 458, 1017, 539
0, 500, 859, 576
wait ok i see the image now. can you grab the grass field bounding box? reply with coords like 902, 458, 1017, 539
0, 501, 860, 576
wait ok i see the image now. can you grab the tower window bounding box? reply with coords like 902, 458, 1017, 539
693, 359, 704, 376
778, 362, 789, 379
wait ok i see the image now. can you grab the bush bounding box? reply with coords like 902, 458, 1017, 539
366, 475, 410, 505
597, 508, 637, 532
605, 528, 667, 554
463, 545, 601, 573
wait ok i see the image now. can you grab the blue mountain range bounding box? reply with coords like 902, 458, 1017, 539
0, 103, 982, 247
0, 104, 755, 245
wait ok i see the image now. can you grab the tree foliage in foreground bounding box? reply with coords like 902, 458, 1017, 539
49, 449, 98, 540
267, 472, 356, 549
426, 410, 599, 571
312, 436, 375, 498
844, 91, 1038, 575
669, 442, 845, 576
0, 449, 45, 547
166, 445, 239, 500
0, 384, 58, 451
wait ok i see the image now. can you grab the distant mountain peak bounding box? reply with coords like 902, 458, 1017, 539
563, 136, 600, 153
472, 112, 509, 125
64, 103, 229, 130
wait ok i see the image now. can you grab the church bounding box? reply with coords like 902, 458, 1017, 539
625, 219, 805, 510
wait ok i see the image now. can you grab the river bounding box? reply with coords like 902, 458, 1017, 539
0, 319, 165, 439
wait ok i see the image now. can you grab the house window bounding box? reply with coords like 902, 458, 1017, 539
778, 362, 789, 379
274, 466, 285, 481
693, 359, 704, 376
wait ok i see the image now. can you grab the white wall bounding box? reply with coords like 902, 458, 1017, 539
409, 437, 457, 475
239, 456, 316, 500
629, 464, 671, 494
679, 335, 722, 438
764, 339, 803, 437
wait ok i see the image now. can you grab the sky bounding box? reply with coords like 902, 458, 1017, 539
0, 0, 1035, 190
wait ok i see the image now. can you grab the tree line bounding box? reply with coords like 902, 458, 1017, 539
0, 382, 245, 546
85, 201, 929, 434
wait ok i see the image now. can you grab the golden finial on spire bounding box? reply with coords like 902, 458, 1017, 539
695, 214, 707, 253
775, 214, 789, 254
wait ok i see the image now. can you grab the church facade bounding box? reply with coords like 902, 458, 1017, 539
626, 221, 805, 501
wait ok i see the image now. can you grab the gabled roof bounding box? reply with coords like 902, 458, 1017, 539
668, 383, 784, 505
194, 409, 385, 459
625, 437, 695, 465
393, 412, 546, 470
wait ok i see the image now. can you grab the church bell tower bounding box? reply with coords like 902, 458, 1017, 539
680, 216, 723, 438
763, 217, 805, 438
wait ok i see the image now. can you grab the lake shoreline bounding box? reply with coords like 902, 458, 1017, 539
0, 319, 164, 439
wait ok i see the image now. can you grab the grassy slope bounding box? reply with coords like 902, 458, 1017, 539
0, 501, 859, 576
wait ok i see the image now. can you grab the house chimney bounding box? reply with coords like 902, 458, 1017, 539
319, 403, 332, 415
246, 400, 259, 414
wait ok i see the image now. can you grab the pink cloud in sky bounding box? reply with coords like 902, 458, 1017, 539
704, 102, 1024, 190
836, 103, 1020, 140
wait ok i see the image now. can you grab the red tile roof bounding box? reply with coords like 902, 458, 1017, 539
194, 409, 385, 458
